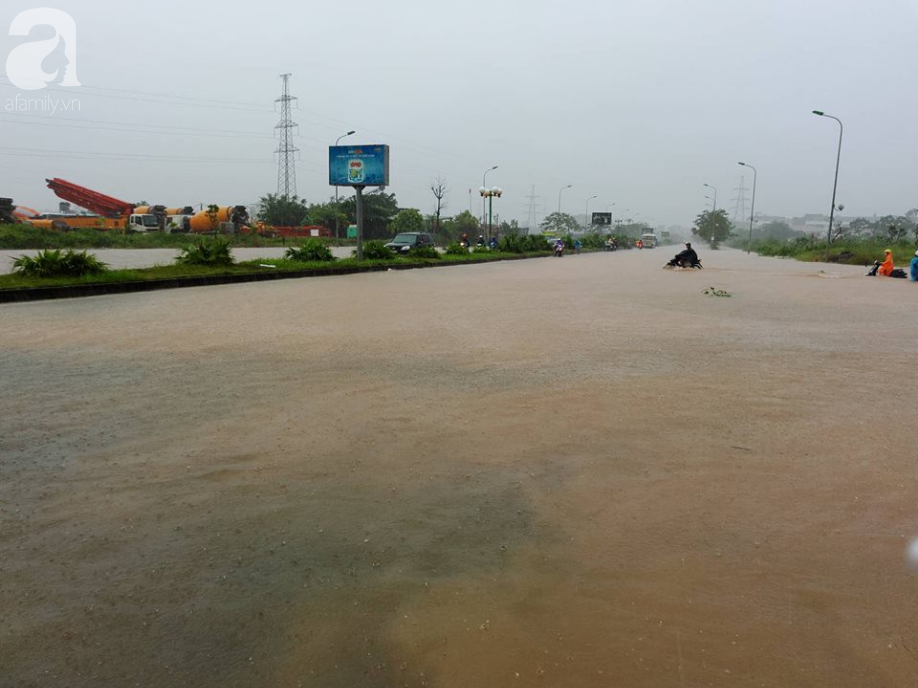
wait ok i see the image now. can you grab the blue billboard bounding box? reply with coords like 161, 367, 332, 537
329, 144, 390, 187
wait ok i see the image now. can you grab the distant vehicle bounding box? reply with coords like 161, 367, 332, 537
641, 233, 657, 248
384, 232, 435, 254
127, 214, 161, 232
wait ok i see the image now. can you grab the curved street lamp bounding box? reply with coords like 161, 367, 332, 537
558, 184, 573, 214
334, 130, 356, 241
703, 183, 718, 211
738, 162, 758, 253
585, 195, 598, 231
813, 110, 844, 261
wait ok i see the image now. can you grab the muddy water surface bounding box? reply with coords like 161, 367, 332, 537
1, 249, 916, 687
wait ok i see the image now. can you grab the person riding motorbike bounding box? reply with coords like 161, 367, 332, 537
666, 242, 701, 268
460, 233, 470, 249
477, 235, 486, 248
554, 238, 565, 257
878, 249, 895, 277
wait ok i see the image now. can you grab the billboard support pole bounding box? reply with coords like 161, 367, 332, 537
355, 185, 365, 261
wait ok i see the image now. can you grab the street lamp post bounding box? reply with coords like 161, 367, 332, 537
479, 187, 504, 241
703, 183, 718, 211
482, 166, 498, 231
334, 130, 356, 242
738, 162, 757, 253
585, 195, 597, 231
813, 110, 844, 262
558, 184, 572, 214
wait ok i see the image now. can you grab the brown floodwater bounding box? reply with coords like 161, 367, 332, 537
1, 249, 916, 687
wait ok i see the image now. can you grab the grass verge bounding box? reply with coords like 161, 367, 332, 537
745, 238, 918, 267
0, 250, 552, 292
0, 224, 359, 250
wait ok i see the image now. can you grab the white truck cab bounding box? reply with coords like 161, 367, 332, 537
641, 233, 657, 248
128, 214, 159, 232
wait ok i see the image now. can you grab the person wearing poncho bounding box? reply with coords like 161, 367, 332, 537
878, 249, 895, 277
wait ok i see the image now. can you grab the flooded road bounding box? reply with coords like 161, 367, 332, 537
1, 249, 916, 687
0, 246, 356, 274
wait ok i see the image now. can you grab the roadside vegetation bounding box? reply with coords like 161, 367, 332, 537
0, 237, 572, 292
12, 249, 107, 277
731, 216, 918, 266
0, 223, 301, 250
741, 238, 917, 266
176, 238, 235, 266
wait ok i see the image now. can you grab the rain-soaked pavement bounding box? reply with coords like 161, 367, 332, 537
1, 249, 916, 687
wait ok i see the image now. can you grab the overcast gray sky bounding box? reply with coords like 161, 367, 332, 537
1, 0, 916, 227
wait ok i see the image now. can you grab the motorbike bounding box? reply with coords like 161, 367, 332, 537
554, 243, 565, 258
665, 256, 703, 269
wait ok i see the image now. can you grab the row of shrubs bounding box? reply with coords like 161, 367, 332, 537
12, 249, 108, 277
10, 234, 576, 278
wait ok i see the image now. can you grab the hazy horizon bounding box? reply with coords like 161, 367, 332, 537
2, 0, 916, 228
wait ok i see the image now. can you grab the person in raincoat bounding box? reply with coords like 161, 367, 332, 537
877, 249, 895, 277
910, 250, 918, 282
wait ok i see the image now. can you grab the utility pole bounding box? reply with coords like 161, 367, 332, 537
525, 185, 540, 235
739, 162, 758, 253
275, 73, 299, 198
812, 110, 844, 261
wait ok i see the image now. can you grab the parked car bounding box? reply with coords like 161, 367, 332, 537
384, 232, 436, 255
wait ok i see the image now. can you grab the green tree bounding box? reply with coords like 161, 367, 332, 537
339, 192, 400, 240
498, 219, 521, 236
389, 208, 426, 235
692, 209, 733, 249
540, 212, 579, 235
442, 210, 480, 241
305, 200, 348, 233
257, 194, 309, 227
205, 204, 221, 234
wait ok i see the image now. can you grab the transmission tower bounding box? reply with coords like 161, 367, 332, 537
525, 185, 541, 234
274, 73, 299, 197
731, 176, 748, 225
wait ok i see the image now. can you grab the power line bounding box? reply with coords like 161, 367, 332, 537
0, 77, 487, 168
0, 145, 278, 164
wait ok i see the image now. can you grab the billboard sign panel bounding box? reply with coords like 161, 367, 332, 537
329, 144, 390, 187
592, 212, 612, 227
